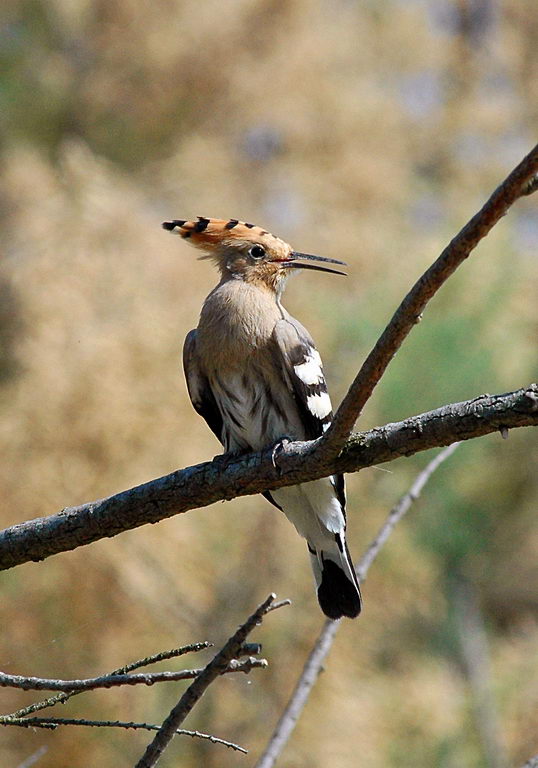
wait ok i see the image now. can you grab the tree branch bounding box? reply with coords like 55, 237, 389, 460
134, 594, 288, 768
255, 443, 460, 768
2, 717, 247, 753
1, 384, 536, 572
2, 150, 535, 578
354, 442, 460, 580
2, 643, 212, 721
321, 143, 538, 455
0, 658, 266, 694
1, 606, 284, 760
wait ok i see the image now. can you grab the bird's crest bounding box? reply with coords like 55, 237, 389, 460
162, 217, 291, 259
162, 216, 347, 278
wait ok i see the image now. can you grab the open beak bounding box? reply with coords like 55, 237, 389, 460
276, 251, 347, 276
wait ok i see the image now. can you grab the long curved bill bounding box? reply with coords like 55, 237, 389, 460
277, 251, 347, 276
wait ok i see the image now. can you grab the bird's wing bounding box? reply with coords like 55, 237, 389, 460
271, 318, 359, 618
271, 317, 334, 441
184, 328, 283, 512
271, 316, 346, 511
182, 329, 223, 444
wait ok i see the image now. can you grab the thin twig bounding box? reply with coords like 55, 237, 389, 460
1, 717, 246, 753
321, 143, 538, 456
1, 384, 536, 573
115, 643, 213, 673
0, 657, 265, 696
255, 443, 459, 768
135, 594, 288, 768
0, 642, 212, 720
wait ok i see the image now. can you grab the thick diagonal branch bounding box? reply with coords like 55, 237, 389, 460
321, 143, 538, 455
0, 384, 536, 572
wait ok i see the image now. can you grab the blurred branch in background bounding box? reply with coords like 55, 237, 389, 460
255, 443, 460, 768
452, 575, 507, 768
1, 384, 536, 572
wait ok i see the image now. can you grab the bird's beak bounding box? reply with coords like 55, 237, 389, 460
276, 251, 347, 276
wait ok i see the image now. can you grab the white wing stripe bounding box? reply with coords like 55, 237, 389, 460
306, 392, 332, 419
294, 349, 324, 385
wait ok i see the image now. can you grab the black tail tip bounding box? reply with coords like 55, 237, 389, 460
162, 219, 186, 231
317, 559, 362, 620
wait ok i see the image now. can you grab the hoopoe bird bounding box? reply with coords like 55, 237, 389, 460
163, 216, 362, 619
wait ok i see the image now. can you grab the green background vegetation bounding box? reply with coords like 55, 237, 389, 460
1, 1, 537, 766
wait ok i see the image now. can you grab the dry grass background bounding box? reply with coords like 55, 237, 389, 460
1, 1, 537, 766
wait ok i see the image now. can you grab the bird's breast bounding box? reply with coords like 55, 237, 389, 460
208, 358, 304, 451
194, 280, 305, 450
196, 279, 281, 368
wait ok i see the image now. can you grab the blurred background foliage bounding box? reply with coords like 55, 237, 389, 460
0, 0, 537, 766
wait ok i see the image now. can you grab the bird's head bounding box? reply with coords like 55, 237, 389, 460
162, 217, 346, 295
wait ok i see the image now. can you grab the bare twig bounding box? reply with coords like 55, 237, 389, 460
0, 640, 261, 756
1, 384, 536, 572
321, 143, 538, 455
2, 717, 246, 753
114, 643, 213, 673
0, 657, 266, 695
1, 643, 212, 720
255, 443, 459, 768
135, 594, 288, 768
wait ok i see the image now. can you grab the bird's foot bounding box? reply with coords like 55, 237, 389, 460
271, 435, 293, 475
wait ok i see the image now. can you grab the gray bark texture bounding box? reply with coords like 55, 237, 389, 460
0, 384, 536, 572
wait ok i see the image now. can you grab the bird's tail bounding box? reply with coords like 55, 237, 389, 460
268, 480, 361, 619
308, 536, 362, 620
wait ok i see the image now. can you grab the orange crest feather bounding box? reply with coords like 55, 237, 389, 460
162, 217, 291, 258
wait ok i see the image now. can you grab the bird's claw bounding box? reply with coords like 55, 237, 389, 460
271, 436, 293, 475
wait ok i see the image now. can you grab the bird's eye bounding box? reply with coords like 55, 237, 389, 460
249, 245, 266, 260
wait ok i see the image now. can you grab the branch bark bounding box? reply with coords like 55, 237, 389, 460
1, 384, 536, 572
321, 143, 538, 455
